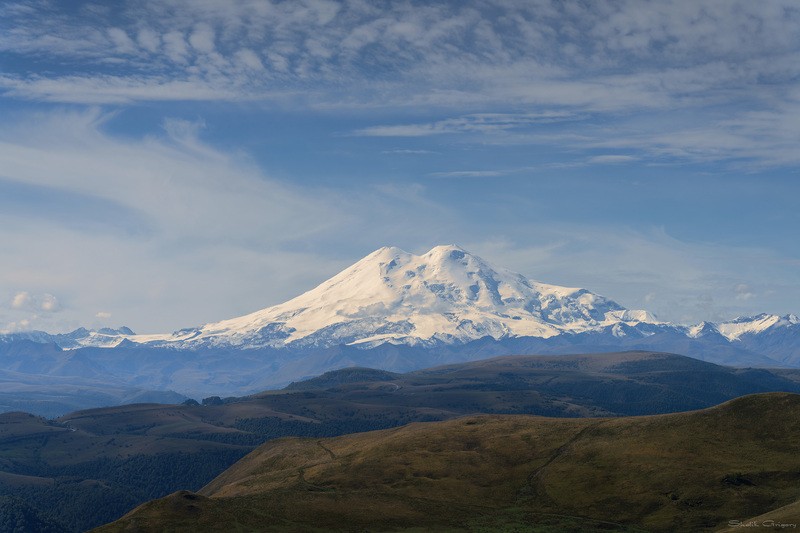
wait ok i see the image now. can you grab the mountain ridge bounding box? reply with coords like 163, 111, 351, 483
0, 246, 797, 405
4, 245, 796, 353
110, 244, 652, 349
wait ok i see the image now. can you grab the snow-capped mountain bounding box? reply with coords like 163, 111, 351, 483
4, 245, 796, 358
0, 326, 135, 350
715, 313, 800, 340
68, 245, 662, 350
0, 245, 798, 404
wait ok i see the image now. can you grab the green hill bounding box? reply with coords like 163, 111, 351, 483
95, 393, 800, 532
5, 351, 800, 531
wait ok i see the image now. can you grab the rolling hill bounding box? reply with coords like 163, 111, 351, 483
96, 393, 800, 532
4, 351, 800, 531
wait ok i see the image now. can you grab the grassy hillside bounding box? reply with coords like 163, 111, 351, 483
5, 351, 800, 531
717, 498, 800, 532
97, 393, 800, 532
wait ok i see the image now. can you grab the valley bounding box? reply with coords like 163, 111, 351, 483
2, 351, 800, 531
97, 392, 800, 532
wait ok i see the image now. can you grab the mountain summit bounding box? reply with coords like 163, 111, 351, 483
5, 246, 797, 373
1, 245, 798, 401
120, 245, 657, 349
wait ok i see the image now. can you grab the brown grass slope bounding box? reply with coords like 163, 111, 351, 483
717, 498, 800, 532
96, 392, 800, 532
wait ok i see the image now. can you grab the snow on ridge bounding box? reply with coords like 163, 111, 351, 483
606, 309, 660, 324
121, 244, 653, 349
11, 245, 793, 352
715, 313, 797, 341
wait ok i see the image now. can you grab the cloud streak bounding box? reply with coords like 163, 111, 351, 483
0, 108, 351, 331
467, 227, 800, 325
0, 109, 472, 332
353, 112, 578, 137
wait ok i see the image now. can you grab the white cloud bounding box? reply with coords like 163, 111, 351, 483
235, 48, 264, 71
354, 123, 451, 137
188, 23, 215, 53
466, 226, 799, 324
9, 291, 60, 313
380, 149, 436, 155
0, 109, 354, 331
11, 291, 32, 310
0, 1, 793, 111
0, 1, 797, 333
429, 170, 505, 178
95, 311, 112, 319
0, 0, 797, 168
0, 74, 243, 104
161, 116, 207, 150
2, 319, 31, 334
354, 113, 578, 137
735, 284, 755, 301
40, 294, 60, 312
0, 109, 465, 333
107, 27, 136, 54
162, 30, 190, 63
136, 28, 161, 53
0, 108, 347, 245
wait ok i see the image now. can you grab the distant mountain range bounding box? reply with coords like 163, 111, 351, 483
1, 245, 798, 408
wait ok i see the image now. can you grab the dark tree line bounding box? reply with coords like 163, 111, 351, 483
0, 450, 247, 532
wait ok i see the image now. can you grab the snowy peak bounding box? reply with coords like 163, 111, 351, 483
138, 245, 653, 349
1, 326, 136, 349
2, 246, 795, 363
687, 321, 719, 338
716, 313, 800, 341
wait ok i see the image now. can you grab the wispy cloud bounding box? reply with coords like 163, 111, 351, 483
8, 291, 60, 314
429, 170, 506, 179
353, 112, 578, 137
0, 108, 350, 331
468, 226, 800, 324
1, 1, 798, 166
0, 109, 470, 332
574, 102, 800, 168
588, 155, 637, 164
0, 74, 246, 104
380, 149, 436, 155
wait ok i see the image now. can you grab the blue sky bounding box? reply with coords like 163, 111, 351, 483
1, 0, 798, 334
